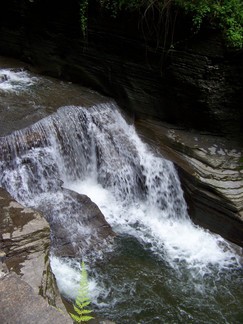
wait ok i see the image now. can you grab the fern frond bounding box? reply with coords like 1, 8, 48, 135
69, 312, 82, 323
76, 295, 90, 302
69, 261, 94, 323
76, 300, 91, 309
73, 306, 93, 315
73, 305, 84, 315
80, 309, 93, 315
78, 286, 89, 292
79, 315, 94, 321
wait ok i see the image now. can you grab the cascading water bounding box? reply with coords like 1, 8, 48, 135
0, 68, 37, 92
0, 66, 242, 323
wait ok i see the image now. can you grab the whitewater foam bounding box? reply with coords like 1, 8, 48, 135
65, 176, 240, 275
50, 256, 101, 302
0, 68, 37, 92
0, 102, 241, 289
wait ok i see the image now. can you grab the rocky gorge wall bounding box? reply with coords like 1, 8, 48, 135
0, 0, 243, 246
0, 0, 242, 136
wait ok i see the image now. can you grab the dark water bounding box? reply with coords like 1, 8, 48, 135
0, 57, 242, 324
91, 236, 243, 324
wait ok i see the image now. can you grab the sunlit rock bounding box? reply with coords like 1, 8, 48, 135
0, 188, 71, 323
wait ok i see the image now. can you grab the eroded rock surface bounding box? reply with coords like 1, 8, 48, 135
136, 119, 243, 246
39, 188, 116, 258
0, 187, 72, 323
0, 273, 71, 324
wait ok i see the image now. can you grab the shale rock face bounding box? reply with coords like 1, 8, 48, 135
0, 188, 72, 324
137, 119, 243, 247
0, 0, 242, 136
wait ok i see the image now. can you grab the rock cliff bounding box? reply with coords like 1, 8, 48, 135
0, 187, 72, 324
0, 0, 242, 135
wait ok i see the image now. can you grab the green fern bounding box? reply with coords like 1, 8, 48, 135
69, 261, 94, 323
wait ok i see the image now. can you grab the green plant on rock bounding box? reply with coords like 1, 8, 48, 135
79, 0, 89, 36
78, 0, 243, 48
174, 0, 243, 48
69, 261, 94, 323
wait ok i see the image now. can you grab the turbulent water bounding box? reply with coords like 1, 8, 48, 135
0, 65, 243, 323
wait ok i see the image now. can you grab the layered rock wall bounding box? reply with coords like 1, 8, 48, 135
0, 0, 242, 136
0, 188, 72, 324
136, 120, 243, 246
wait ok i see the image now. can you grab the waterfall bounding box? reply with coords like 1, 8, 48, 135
1, 64, 242, 323
0, 68, 37, 92
0, 102, 239, 269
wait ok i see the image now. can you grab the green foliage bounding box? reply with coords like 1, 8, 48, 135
174, 0, 243, 48
69, 261, 94, 323
100, 0, 141, 15
214, 0, 243, 48
79, 0, 243, 48
79, 0, 89, 36
99, 0, 145, 19
175, 0, 211, 29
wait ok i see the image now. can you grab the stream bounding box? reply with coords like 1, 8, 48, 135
0, 57, 243, 324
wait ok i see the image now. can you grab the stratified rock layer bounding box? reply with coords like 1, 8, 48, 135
0, 187, 72, 324
0, 0, 242, 136
136, 119, 243, 246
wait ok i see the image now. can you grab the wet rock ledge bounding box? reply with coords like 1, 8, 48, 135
136, 120, 243, 247
0, 187, 72, 324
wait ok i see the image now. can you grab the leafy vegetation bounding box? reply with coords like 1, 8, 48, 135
79, 0, 243, 48
80, 0, 89, 36
69, 261, 94, 323
175, 0, 243, 48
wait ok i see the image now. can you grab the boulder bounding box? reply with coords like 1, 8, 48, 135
39, 188, 116, 258
0, 273, 71, 324
0, 187, 72, 323
136, 119, 243, 247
